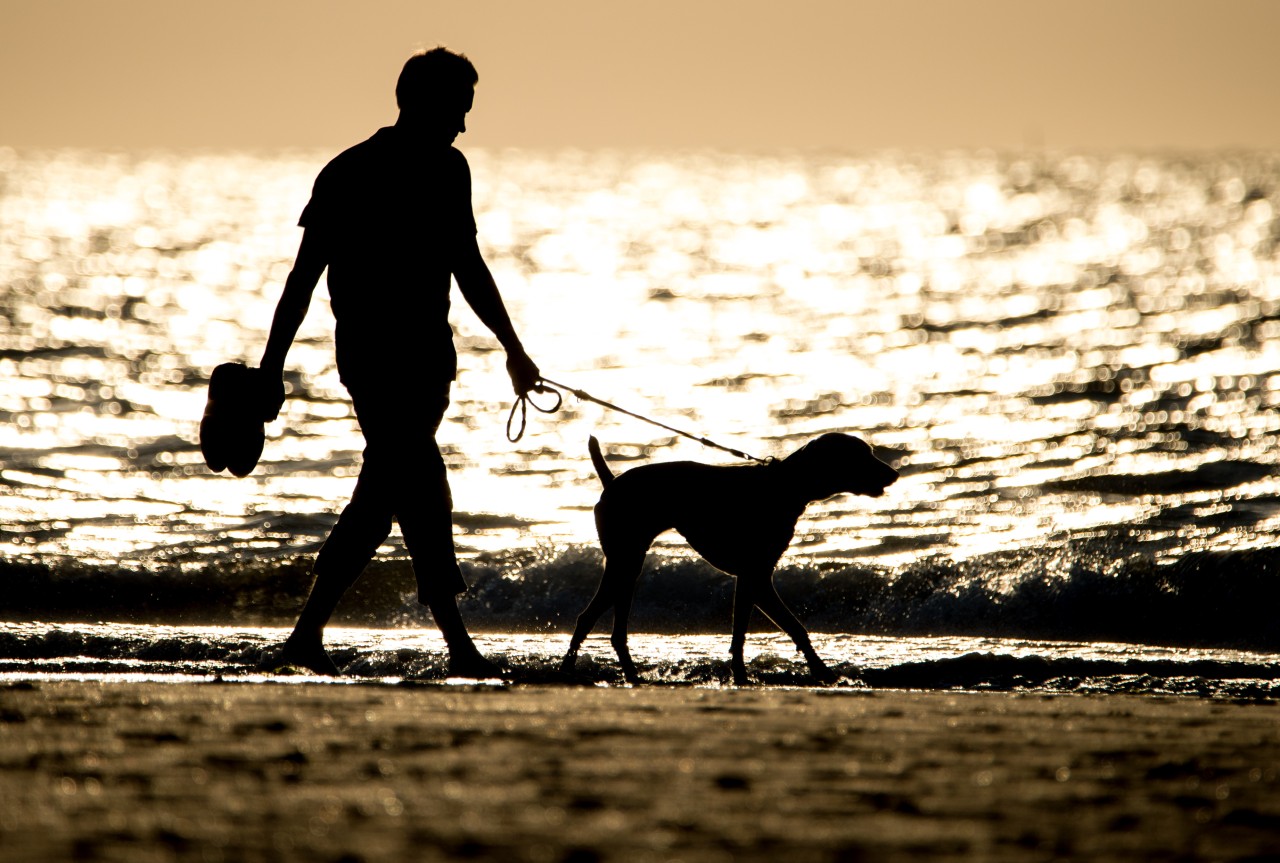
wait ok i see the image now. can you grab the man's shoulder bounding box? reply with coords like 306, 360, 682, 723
440, 146, 471, 182
317, 132, 468, 178
319, 128, 396, 176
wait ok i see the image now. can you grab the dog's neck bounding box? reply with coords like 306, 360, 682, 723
769, 458, 842, 510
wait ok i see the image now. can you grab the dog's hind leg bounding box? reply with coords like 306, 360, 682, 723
754, 580, 838, 684
607, 551, 646, 684
560, 548, 645, 680
560, 580, 614, 675
728, 575, 761, 685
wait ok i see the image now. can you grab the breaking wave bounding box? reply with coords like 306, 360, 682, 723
6, 538, 1280, 653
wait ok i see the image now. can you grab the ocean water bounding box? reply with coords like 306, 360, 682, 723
2, 145, 1279, 694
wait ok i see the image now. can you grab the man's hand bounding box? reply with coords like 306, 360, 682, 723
505, 349, 541, 397
255, 369, 287, 422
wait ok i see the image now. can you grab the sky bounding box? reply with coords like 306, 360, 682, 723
4, 0, 1279, 153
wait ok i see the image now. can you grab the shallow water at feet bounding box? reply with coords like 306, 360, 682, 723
3, 623, 1278, 700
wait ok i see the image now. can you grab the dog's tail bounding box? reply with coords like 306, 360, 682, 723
587, 435, 615, 488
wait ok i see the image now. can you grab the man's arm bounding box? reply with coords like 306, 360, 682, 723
258, 228, 327, 418
453, 239, 540, 395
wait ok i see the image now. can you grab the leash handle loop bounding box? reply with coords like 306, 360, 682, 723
506, 383, 563, 443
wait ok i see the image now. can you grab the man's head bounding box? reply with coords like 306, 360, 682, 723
396, 47, 478, 144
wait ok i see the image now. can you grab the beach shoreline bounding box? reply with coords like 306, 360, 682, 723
2, 681, 1278, 861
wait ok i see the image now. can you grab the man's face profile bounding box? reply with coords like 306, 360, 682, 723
446, 87, 475, 143
410, 87, 473, 147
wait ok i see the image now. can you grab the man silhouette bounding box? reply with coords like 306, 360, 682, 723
259, 47, 539, 676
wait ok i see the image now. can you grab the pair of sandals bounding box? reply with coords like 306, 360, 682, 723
199, 363, 281, 477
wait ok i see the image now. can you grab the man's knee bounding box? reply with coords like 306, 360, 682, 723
415, 561, 469, 604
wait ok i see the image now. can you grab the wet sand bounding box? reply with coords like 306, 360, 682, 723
2, 681, 1279, 862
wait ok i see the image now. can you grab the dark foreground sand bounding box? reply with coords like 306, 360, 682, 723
2, 682, 1279, 862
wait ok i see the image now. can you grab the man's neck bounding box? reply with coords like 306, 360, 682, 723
394, 114, 455, 148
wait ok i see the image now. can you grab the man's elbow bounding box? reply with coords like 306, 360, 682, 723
452, 255, 486, 285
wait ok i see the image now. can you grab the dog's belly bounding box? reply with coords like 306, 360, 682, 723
674, 516, 795, 577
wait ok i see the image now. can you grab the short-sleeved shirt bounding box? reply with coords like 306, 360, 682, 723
299, 126, 477, 386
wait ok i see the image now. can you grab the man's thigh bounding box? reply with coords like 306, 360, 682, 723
348, 380, 450, 451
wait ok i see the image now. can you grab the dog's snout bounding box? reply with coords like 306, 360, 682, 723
871, 463, 900, 496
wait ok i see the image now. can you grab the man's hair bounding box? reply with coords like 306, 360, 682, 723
396, 47, 479, 114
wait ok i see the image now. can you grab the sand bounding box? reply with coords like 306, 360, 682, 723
2, 681, 1279, 862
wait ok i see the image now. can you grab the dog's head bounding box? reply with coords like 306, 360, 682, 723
783, 433, 899, 500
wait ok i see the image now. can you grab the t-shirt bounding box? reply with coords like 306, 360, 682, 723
299, 126, 478, 385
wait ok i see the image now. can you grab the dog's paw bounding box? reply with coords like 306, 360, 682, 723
446, 652, 505, 680
812, 666, 840, 685
267, 638, 341, 676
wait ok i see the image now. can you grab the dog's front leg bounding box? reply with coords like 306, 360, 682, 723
755, 580, 838, 684
729, 577, 759, 685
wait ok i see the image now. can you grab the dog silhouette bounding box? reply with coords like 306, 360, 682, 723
561, 433, 899, 684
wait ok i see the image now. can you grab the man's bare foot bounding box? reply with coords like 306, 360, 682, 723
272, 634, 341, 676
446, 649, 504, 679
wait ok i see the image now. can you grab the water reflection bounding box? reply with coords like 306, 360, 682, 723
1, 147, 1278, 567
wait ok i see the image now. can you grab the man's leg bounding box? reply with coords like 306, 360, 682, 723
397, 452, 501, 677
382, 389, 500, 676
279, 467, 395, 674
278, 376, 404, 674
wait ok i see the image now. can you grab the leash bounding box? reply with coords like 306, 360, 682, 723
506, 375, 769, 464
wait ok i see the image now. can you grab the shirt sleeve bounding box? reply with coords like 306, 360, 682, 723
297, 169, 328, 230
299, 152, 353, 232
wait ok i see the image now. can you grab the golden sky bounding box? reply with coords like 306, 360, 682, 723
4, 0, 1278, 152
